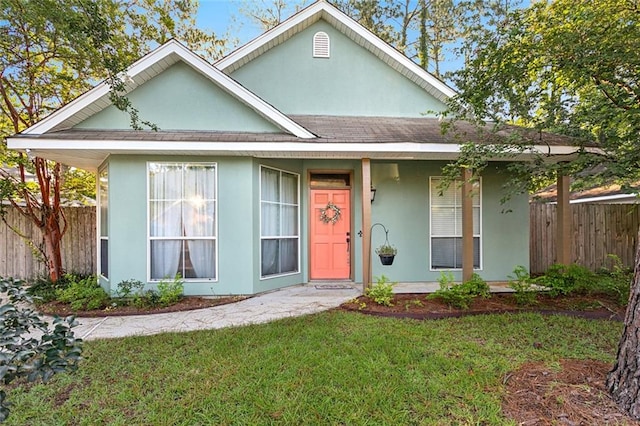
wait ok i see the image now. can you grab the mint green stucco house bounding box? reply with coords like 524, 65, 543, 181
8, 1, 577, 296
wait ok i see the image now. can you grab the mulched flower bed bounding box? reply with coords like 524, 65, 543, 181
340, 292, 626, 321
37, 295, 248, 317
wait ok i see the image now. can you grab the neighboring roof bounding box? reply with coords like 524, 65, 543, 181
534, 182, 640, 204
215, 1, 456, 103
10, 116, 585, 170
21, 40, 315, 139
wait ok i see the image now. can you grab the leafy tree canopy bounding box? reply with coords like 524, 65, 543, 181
444, 0, 640, 194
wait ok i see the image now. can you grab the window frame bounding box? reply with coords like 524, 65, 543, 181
98, 166, 109, 279
429, 177, 482, 271
259, 165, 301, 280
146, 162, 218, 282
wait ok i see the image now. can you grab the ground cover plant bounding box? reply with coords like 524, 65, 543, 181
1, 311, 623, 425
25, 273, 244, 316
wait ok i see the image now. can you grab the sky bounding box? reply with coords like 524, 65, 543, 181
194, 0, 460, 78
196, 0, 266, 47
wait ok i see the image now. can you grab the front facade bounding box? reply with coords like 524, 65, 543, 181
9, 1, 572, 296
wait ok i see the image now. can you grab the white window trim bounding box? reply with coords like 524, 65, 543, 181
313, 31, 330, 58
259, 165, 301, 280
429, 177, 483, 271
146, 162, 219, 282
98, 166, 109, 280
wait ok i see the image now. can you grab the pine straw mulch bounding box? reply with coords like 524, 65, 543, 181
502, 359, 639, 426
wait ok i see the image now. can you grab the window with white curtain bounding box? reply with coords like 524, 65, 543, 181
260, 166, 299, 278
430, 177, 481, 270
99, 168, 109, 279
148, 163, 217, 280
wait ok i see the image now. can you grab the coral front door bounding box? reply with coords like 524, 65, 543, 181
310, 189, 351, 280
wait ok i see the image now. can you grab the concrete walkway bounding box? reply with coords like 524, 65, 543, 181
73, 284, 361, 341
68, 281, 512, 341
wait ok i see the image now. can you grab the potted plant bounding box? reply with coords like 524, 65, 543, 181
375, 244, 397, 265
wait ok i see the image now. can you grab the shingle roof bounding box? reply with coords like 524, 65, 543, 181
17, 115, 578, 147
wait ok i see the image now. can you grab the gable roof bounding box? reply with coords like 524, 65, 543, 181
22, 40, 315, 139
215, 0, 456, 103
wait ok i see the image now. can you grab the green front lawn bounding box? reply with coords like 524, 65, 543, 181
4, 311, 621, 425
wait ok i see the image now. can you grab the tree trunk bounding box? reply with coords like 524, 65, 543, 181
42, 212, 65, 283
607, 228, 640, 419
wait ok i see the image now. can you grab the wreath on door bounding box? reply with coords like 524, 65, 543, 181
320, 202, 342, 224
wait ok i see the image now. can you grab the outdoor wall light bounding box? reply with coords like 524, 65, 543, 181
371, 185, 377, 203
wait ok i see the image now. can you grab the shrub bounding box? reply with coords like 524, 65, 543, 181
132, 289, 162, 309
115, 279, 145, 299
508, 265, 538, 306
594, 254, 633, 306
56, 275, 109, 311
157, 275, 184, 307
366, 275, 396, 307
535, 263, 595, 297
27, 272, 89, 304
428, 272, 490, 309
464, 273, 490, 298
0, 277, 82, 421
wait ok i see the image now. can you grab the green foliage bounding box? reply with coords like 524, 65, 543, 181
375, 244, 397, 256
428, 272, 490, 309
535, 264, 595, 297
463, 273, 490, 298
365, 275, 396, 307
56, 275, 109, 311
115, 279, 145, 299
157, 275, 184, 307
593, 254, 633, 306
0, 277, 82, 421
508, 265, 538, 306
445, 0, 640, 199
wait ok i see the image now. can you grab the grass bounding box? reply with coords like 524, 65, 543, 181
3, 311, 621, 425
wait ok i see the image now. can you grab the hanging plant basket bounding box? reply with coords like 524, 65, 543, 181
375, 243, 397, 266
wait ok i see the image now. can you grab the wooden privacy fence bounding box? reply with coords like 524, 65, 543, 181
1, 204, 639, 280
0, 206, 96, 279
530, 203, 640, 274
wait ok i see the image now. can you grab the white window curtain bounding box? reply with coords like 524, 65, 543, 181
430, 178, 481, 269
149, 163, 217, 280
260, 166, 299, 278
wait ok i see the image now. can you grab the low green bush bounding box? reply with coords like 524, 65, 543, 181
27, 272, 91, 304
428, 272, 490, 309
56, 275, 109, 311
366, 275, 396, 307
115, 279, 145, 299
157, 275, 184, 307
508, 265, 538, 306
534, 263, 595, 296
593, 254, 633, 306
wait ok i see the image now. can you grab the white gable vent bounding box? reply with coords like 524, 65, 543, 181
313, 31, 330, 58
